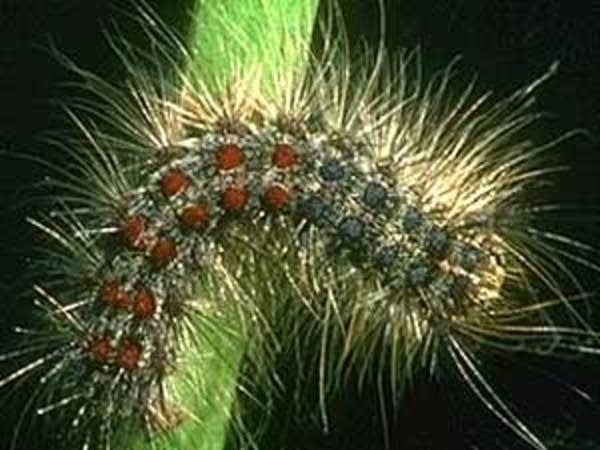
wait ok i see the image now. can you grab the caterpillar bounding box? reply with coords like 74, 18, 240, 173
1, 1, 599, 450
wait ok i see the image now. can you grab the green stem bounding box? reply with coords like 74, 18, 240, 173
189, 0, 319, 91
128, 1, 319, 449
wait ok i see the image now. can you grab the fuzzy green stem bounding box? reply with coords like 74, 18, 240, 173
190, 0, 320, 92
127, 1, 319, 449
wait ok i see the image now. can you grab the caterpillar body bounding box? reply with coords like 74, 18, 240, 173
1, 1, 599, 450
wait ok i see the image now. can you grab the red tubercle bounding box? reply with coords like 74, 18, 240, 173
150, 237, 177, 268
180, 203, 210, 229
262, 184, 290, 211
121, 215, 147, 250
89, 337, 112, 363
215, 143, 244, 170
133, 285, 157, 319
272, 143, 297, 169
220, 186, 248, 212
100, 280, 131, 311
100, 280, 119, 305
117, 340, 142, 371
160, 168, 189, 197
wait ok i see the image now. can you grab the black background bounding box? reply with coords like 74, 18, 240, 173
1, 1, 600, 449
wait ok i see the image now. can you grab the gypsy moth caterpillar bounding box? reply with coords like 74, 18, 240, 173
1, 1, 599, 450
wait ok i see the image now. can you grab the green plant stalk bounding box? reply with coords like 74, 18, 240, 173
189, 0, 319, 92
126, 1, 319, 449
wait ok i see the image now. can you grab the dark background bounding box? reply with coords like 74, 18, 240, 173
1, 1, 600, 449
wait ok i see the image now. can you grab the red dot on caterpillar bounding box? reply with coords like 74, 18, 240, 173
160, 168, 189, 197
215, 143, 244, 170
271, 143, 297, 169
89, 337, 112, 363
262, 184, 290, 211
150, 237, 178, 267
117, 340, 142, 371
100, 280, 131, 310
121, 215, 147, 250
180, 203, 210, 229
133, 285, 157, 319
220, 186, 248, 212
100, 279, 119, 304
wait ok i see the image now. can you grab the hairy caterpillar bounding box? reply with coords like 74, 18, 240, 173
1, 1, 599, 449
